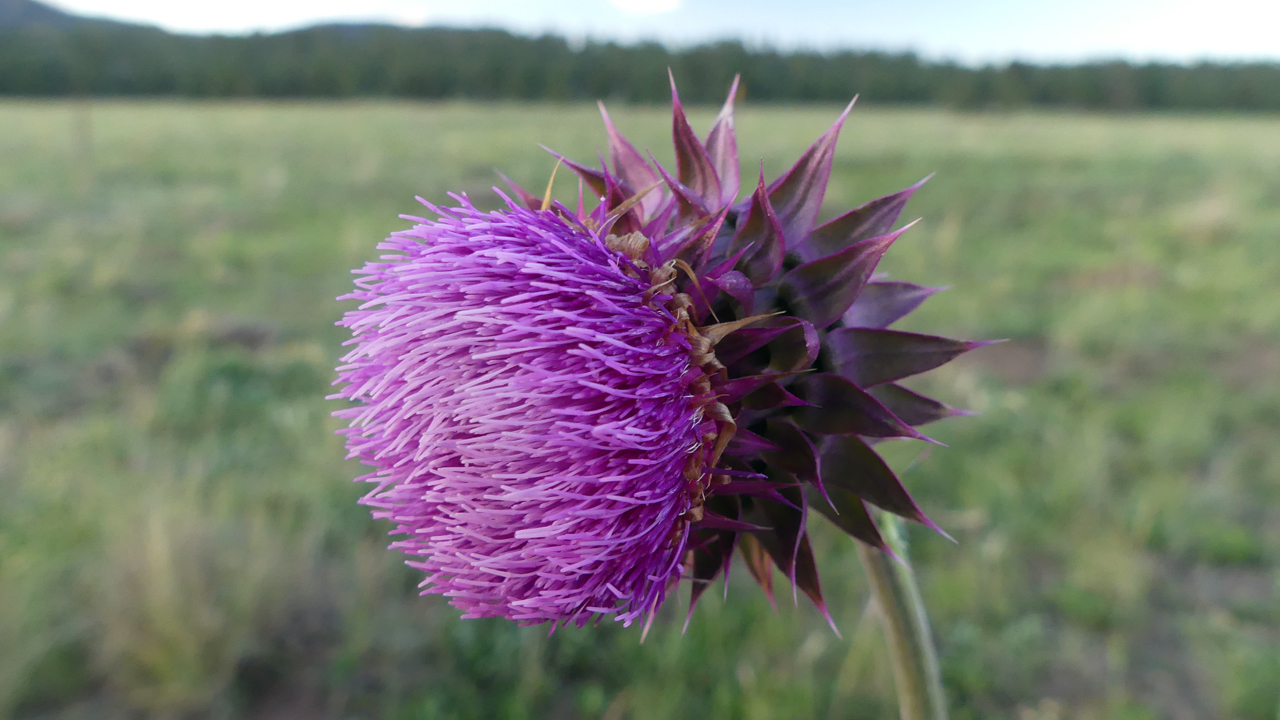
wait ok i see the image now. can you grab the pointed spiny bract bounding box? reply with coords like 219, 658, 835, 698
599, 101, 665, 220
669, 70, 724, 212
704, 74, 742, 209
336, 74, 982, 632
766, 96, 855, 248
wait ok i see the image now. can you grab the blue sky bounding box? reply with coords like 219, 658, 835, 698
45, 0, 1280, 64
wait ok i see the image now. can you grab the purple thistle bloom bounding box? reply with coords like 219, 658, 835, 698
335, 73, 987, 630
335, 201, 723, 626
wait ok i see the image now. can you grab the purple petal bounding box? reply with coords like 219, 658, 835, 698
714, 322, 797, 366
825, 328, 996, 387
686, 525, 738, 630
696, 511, 766, 533
818, 434, 948, 538
542, 147, 608, 200
494, 171, 541, 211
868, 383, 972, 427
747, 484, 807, 596
599, 101, 664, 219
705, 74, 741, 209
792, 373, 934, 442
842, 280, 943, 329
725, 426, 781, 456
641, 196, 678, 239
777, 223, 914, 329
705, 244, 752, 278
806, 485, 888, 551
766, 97, 855, 248
655, 207, 726, 269
794, 533, 840, 636
708, 270, 755, 315
716, 373, 783, 404
761, 419, 829, 507
727, 168, 787, 286
716, 480, 797, 502
742, 382, 813, 410
739, 534, 777, 609
597, 170, 645, 236
651, 153, 712, 225
766, 318, 821, 374
796, 175, 930, 262
669, 70, 723, 211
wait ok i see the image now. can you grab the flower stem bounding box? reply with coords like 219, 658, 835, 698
855, 512, 948, 720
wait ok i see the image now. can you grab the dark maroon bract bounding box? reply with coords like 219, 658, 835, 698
334, 74, 985, 631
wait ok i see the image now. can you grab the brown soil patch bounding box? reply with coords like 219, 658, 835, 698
1059, 263, 1163, 291
956, 339, 1049, 385
1213, 338, 1280, 389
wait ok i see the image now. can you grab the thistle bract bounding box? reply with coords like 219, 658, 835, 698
335, 74, 985, 630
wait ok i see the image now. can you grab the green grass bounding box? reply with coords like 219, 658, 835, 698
1, 100, 1278, 720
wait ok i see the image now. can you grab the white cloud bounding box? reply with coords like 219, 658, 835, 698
46, 0, 451, 33
605, 0, 681, 16
38, 0, 1280, 62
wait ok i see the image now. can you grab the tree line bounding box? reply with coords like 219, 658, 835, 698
3, 22, 1279, 109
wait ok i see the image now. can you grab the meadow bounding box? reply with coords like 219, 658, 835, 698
0, 100, 1278, 720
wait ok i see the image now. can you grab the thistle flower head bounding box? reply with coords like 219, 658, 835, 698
335, 73, 986, 630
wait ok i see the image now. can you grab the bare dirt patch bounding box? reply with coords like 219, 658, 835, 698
956, 339, 1049, 385
1058, 263, 1163, 292
1213, 337, 1280, 390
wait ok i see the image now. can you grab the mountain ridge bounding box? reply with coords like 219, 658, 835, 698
0, 0, 150, 30
1, 0, 1277, 110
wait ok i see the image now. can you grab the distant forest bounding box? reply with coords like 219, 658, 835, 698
3, 20, 1280, 109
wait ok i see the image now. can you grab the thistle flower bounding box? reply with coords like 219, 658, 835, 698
334, 74, 988, 631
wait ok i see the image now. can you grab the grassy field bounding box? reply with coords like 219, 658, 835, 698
1, 100, 1278, 720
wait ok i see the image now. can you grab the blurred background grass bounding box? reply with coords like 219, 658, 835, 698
0, 100, 1278, 720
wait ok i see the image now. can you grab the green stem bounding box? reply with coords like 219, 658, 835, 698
855, 512, 948, 720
